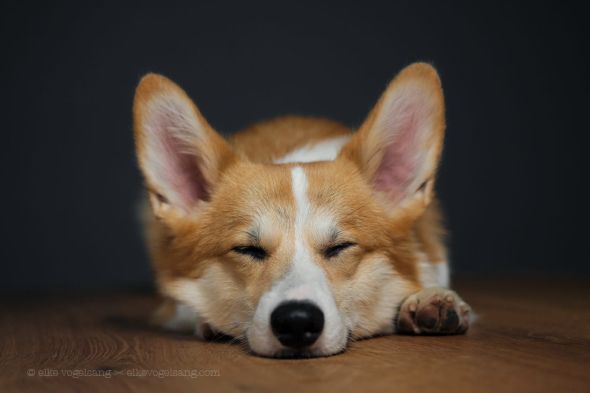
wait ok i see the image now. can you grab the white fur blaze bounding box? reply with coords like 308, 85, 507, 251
246, 166, 348, 357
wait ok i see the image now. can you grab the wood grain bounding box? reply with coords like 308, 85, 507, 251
1, 277, 589, 393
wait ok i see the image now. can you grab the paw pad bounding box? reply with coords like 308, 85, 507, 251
396, 288, 470, 335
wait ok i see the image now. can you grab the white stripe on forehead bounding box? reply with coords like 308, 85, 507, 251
288, 166, 319, 294
291, 166, 310, 227
291, 167, 338, 245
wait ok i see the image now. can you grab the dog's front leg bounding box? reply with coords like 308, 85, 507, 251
395, 287, 471, 335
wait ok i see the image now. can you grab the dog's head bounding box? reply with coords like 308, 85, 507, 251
133, 63, 445, 357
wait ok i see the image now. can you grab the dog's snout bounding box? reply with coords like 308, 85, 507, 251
270, 301, 324, 349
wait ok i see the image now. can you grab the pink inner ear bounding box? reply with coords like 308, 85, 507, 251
372, 96, 427, 203
146, 104, 209, 211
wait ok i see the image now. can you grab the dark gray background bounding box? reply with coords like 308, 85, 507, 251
1, 1, 588, 291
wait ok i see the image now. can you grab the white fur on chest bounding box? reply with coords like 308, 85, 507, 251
274, 135, 351, 164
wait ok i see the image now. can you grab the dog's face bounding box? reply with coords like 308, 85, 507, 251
134, 63, 445, 357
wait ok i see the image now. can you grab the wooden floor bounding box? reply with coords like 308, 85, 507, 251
1, 277, 589, 393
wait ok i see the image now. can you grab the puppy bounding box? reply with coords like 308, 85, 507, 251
133, 62, 471, 358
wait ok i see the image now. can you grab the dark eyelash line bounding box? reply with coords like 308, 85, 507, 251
232, 245, 267, 260
324, 242, 355, 258
232, 242, 356, 261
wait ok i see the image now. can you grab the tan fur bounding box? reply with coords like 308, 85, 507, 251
133, 63, 468, 356
231, 116, 351, 163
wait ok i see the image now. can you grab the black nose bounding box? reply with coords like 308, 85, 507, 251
270, 301, 324, 349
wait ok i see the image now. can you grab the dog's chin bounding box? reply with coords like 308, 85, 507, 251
248, 342, 348, 359
245, 325, 350, 359
250, 347, 344, 359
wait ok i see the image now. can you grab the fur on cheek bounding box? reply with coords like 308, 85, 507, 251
336, 255, 418, 338
160, 264, 255, 338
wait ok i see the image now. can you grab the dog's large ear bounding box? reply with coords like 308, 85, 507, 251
133, 74, 235, 217
340, 63, 445, 215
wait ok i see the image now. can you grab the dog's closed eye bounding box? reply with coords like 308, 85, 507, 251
232, 245, 268, 260
324, 242, 355, 259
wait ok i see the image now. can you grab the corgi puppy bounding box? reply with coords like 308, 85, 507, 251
133, 63, 471, 358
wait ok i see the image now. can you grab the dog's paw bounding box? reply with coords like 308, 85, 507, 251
395, 287, 471, 335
